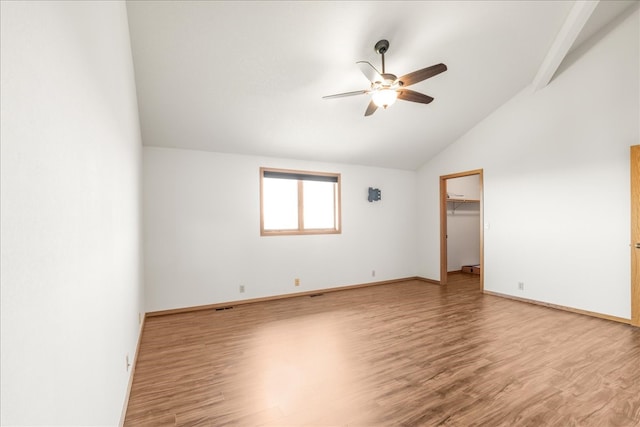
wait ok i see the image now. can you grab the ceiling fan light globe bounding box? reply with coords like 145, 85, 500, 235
372, 89, 398, 109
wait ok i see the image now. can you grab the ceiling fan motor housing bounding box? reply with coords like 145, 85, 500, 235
381, 73, 398, 85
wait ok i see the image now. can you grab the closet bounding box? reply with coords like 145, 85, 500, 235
446, 175, 481, 273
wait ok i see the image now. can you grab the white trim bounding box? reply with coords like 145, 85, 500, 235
119, 314, 146, 427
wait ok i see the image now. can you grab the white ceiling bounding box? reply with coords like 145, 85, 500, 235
126, 1, 635, 170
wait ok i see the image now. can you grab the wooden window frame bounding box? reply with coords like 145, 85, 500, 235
260, 167, 342, 236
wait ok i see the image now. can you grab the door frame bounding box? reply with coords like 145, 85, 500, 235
440, 169, 484, 288
631, 145, 639, 327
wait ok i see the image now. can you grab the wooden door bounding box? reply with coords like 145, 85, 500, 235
631, 145, 639, 327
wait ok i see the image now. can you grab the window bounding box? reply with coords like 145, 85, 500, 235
260, 167, 341, 236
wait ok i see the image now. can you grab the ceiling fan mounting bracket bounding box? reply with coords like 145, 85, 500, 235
374, 39, 389, 55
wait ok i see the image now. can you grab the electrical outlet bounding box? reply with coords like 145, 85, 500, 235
518, 282, 525, 290
372, 270, 376, 277
295, 278, 300, 286
126, 354, 131, 372
239, 285, 245, 293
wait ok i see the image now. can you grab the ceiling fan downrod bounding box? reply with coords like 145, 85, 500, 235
375, 39, 389, 74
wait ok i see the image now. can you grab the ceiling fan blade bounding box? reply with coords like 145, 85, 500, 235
398, 63, 447, 87
357, 61, 383, 83
323, 90, 368, 99
397, 89, 434, 104
364, 99, 378, 116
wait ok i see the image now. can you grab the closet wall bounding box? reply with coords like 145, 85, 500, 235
446, 175, 481, 272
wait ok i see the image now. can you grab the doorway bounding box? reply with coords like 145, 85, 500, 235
631, 145, 639, 327
440, 170, 483, 288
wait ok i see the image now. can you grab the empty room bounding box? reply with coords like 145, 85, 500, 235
1, 1, 639, 426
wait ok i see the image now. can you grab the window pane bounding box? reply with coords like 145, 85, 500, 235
303, 181, 336, 229
263, 178, 298, 230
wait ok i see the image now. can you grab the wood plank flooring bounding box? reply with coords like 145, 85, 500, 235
124, 274, 640, 426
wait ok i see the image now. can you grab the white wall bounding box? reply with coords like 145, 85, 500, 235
1, 2, 143, 425
418, 6, 639, 319
144, 147, 417, 312
446, 175, 481, 271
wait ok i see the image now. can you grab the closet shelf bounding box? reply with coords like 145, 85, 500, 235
447, 198, 480, 213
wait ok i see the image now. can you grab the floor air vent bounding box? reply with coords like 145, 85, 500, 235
309, 293, 324, 298
215, 306, 234, 311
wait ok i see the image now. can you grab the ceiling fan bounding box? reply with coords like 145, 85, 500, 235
323, 39, 447, 116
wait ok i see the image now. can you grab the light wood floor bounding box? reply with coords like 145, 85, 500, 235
125, 274, 640, 426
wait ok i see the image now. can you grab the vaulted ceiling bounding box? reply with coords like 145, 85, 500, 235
126, 1, 636, 170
